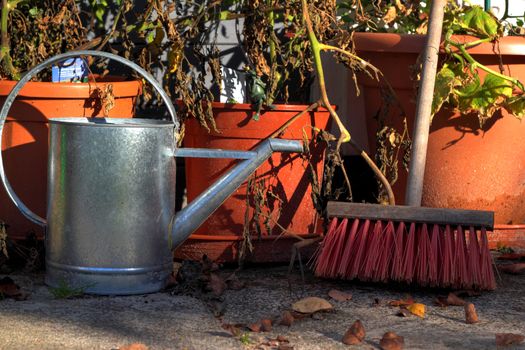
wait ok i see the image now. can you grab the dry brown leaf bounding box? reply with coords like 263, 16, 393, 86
498, 263, 525, 275
380, 332, 404, 350
396, 308, 412, 317
388, 296, 414, 307
465, 303, 479, 324
454, 290, 481, 298
276, 335, 289, 343
292, 297, 333, 314
277, 345, 294, 350
221, 323, 242, 337
382, 6, 397, 24
225, 273, 245, 291
446, 293, 466, 306
495, 333, 525, 346
261, 319, 272, 332
279, 311, 294, 327
434, 297, 448, 307
328, 289, 352, 302
248, 322, 261, 333
119, 344, 149, 350
407, 303, 425, 318
342, 320, 366, 345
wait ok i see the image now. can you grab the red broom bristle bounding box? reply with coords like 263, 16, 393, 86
402, 223, 417, 284
360, 221, 384, 281
314, 217, 340, 276
337, 218, 360, 277
454, 226, 471, 289
467, 226, 482, 289
427, 224, 440, 287
415, 224, 431, 286
346, 219, 371, 280
480, 227, 496, 290
390, 222, 407, 282
326, 218, 349, 278
440, 225, 455, 288
373, 221, 395, 282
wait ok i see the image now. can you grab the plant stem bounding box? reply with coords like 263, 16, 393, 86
449, 39, 525, 91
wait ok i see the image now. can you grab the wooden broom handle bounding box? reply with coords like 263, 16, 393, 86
405, 0, 446, 206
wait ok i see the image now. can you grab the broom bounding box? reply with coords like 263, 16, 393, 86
313, 0, 497, 290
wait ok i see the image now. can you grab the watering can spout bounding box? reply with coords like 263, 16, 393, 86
170, 138, 303, 249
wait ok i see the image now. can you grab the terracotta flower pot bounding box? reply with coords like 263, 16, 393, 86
354, 32, 525, 249
0, 78, 141, 240
176, 103, 331, 262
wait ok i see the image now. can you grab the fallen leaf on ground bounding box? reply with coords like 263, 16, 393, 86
291, 297, 333, 314
373, 298, 381, 307
465, 303, 479, 324
0, 277, 28, 301
277, 345, 293, 350
248, 322, 261, 333
498, 263, 525, 275
261, 319, 272, 332
396, 308, 412, 317
201, 255, 219, 273
406, 303, 425, 318
207, 273, 227, 296
388, 296, 414, 307
342, 320, 366, 345
222, 323, 243, 337
328, 289, 352, 302
119, 344, 149, 350
495, 333, 525, 346
279, 311, 294, 326
454, 290, 481, 298
276, 335, 289, 343
380, 332, 404, 350
435, 292, 466, 307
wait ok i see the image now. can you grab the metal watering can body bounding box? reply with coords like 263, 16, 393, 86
0, 51, 303, 295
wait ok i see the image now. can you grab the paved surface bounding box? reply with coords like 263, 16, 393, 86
0, 265, 524, 350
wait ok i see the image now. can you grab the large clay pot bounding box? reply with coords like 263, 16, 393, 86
355, 32, 525, 249
177, 103, 331, 262
0, 78, 141, 240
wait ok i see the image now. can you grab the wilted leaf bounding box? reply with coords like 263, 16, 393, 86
276, 335, 289, 343
465, 303, 480, 324
248, 322, 261, 333
458, 6, 501, 39
382, 6, 397, 24
222, 323, 242, 337
380, 332, 404, 350
504, 95, 525, 120
225, 273, 245, 291
432, 65, 458, 117
292, 297, 333, 314
342, 320, 366, 345
495, 333, 525, 346
406, 303, 425, 318
328, 289, 352, 302
447, 292, 466, 306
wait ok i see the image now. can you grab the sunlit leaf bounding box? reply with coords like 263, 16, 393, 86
432, 65, 458, 117
458, 6, 501, 39
504, 95, 525, 119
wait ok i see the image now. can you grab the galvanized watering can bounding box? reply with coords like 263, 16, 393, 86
0, 51, 303, 295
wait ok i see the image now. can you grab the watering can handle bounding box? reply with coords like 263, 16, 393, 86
0, 50, 179, 227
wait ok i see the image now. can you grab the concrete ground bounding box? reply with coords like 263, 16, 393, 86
0, 263, 524, 350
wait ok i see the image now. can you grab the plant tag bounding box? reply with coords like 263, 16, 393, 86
52, 58, 88, 83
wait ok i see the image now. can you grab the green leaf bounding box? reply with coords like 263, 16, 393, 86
458, 6, 501, 39
432, 65, 458, 117
145, 30, 156, 44
219, 11, 231, 20
504, 95, 525, 119
458, 74, 512, 123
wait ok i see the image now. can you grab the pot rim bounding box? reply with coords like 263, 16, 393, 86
49, 117, 174, 128
353, 32, 525, 56
0, 76, 142, 98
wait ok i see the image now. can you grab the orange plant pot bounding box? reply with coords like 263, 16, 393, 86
176, 103, 331, 262
354, 32, 525, 250
0, 78, 141, 240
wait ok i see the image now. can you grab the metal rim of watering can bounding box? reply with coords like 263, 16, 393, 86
0, 50, 180, 227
